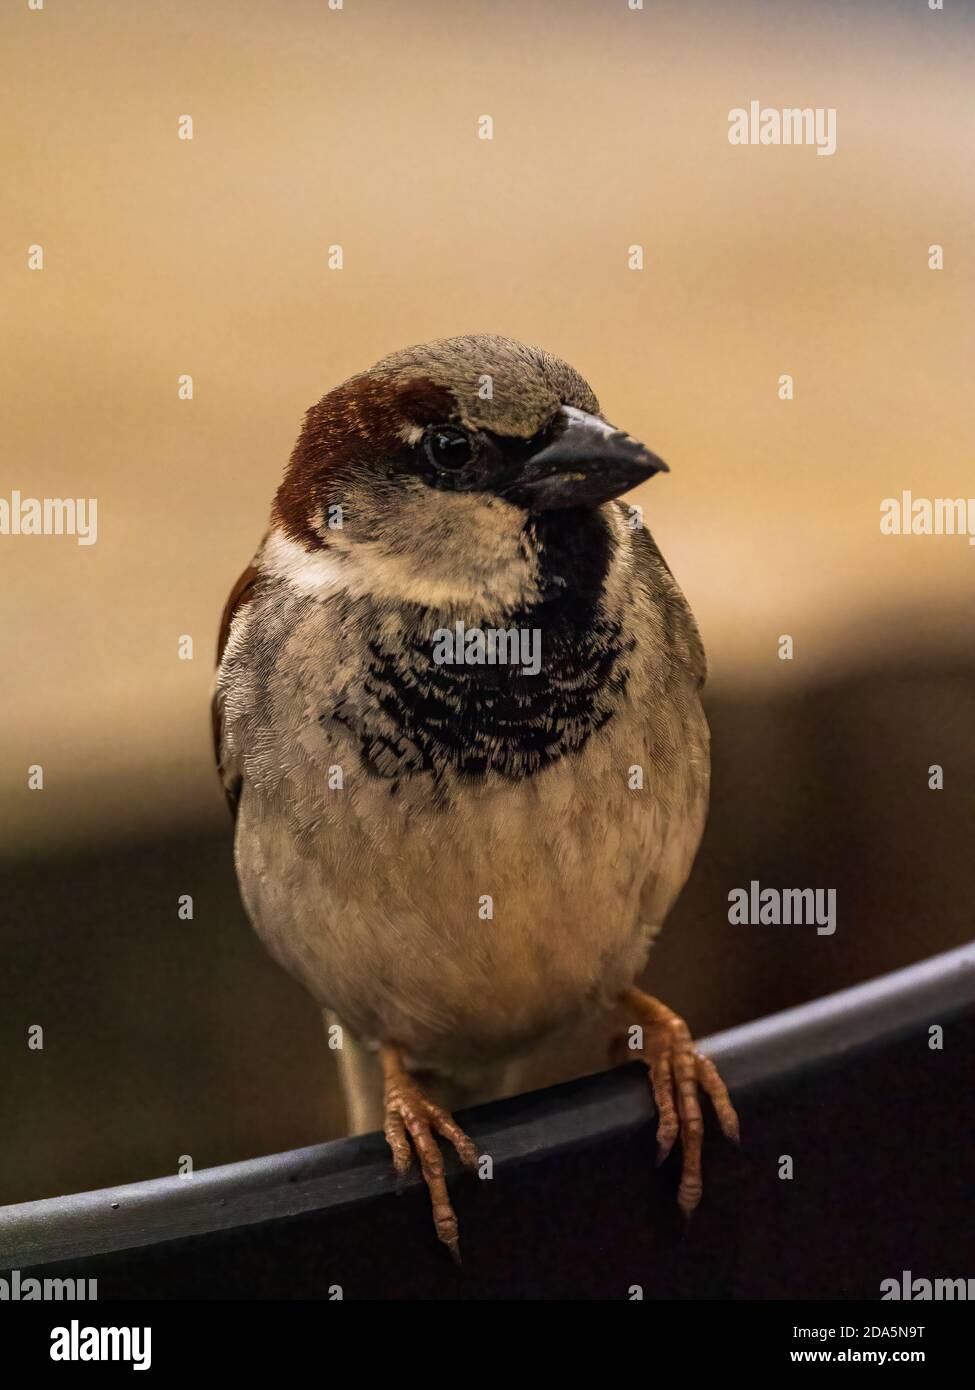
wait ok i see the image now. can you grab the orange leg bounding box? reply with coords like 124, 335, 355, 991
618, 988, 740, 1217
380, 1044, 479, 1263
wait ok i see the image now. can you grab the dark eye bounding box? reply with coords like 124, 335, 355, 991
424, 426, 473, 470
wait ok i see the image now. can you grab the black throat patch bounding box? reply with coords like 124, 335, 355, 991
328, 511, 633, 784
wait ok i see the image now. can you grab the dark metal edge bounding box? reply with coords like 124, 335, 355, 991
2, 942, 972, 1270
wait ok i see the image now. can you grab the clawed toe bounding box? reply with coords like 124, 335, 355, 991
620, 988, 740, 1217
380, 1045, 479, 1261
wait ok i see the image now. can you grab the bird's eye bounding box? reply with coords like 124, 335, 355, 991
424, 427, 473, 470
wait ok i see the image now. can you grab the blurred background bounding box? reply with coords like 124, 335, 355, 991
1, 0, 972, 1205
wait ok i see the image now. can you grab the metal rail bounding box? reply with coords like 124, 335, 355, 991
2, 941, 973, 1271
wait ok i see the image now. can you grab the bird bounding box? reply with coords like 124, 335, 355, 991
213, 334, 739, 1261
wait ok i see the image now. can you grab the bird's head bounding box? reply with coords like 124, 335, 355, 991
269, 334, 667, 613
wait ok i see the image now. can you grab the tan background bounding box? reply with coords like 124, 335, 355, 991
2, 0, 972, 850
1, 0, 973, 1203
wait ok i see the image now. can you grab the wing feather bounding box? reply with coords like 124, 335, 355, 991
212, 551, 263, 818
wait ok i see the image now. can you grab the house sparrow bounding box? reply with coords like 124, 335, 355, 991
213, 334, 739, 1260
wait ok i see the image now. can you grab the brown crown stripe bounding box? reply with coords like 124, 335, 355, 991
272, 374, 456, 548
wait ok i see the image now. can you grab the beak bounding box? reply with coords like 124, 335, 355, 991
503, 405, 669, 511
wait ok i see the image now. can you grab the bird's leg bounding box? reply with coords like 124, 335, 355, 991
618, 988, 740, 1217
380, 1043, 479, 1263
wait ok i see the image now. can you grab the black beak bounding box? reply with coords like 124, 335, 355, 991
503, 405, 669, 511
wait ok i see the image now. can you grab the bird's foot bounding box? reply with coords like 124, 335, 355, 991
380, 1044, 479, 1263
618, 988, 740, 1217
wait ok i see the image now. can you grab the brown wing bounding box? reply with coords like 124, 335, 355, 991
629, 520, 707, 690
212, 553, 263, 818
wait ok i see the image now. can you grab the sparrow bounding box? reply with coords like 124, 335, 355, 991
213, 334, 739, 1260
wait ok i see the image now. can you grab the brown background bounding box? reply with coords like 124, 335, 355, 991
1, 0, 972, 1205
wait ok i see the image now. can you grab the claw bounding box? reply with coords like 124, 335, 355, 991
380, 1044, 478, 1259
620, 988, 740, 1216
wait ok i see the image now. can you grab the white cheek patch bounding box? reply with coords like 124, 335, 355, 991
262, 527, 472, 606
261, 523, 540, 614
399, 424, 423, 445
261, 529, 351, 599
